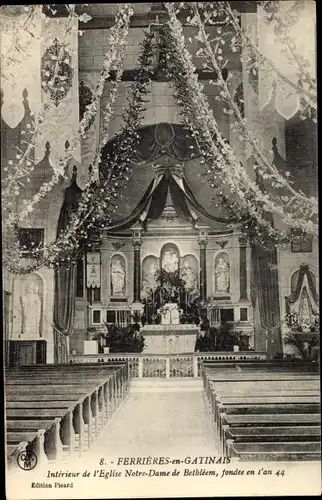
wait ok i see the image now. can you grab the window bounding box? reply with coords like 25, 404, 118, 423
93, 310, 101, 324
18, 228, 44, 257
240, 308, 248, 321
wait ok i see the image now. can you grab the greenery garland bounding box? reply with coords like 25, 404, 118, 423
164, 3, 317, 249
3, 30, 155, 274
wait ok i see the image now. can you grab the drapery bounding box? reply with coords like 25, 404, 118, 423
53, 173, 83, 338
251, 236, 282, 357
105, 167, 238, 233
285, 263, 319, 313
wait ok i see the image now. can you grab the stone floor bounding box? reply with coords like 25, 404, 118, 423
87, 379, 217, 460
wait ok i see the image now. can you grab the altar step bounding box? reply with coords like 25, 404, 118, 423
130, 378, 203, 392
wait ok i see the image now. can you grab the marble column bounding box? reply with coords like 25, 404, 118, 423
239, 235, 248, 300
199, 239, 208, 302
133, 241, 142, 303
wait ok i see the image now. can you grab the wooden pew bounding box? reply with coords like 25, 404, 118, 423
228, 441, 321, 461
5, 364, 127, 463
202, 365, 320, 460
223, 425, 321, 455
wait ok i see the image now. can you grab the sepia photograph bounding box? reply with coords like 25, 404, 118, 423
1, 2, 320, 498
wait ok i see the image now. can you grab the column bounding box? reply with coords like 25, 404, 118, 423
133, 241, 142, 303
198, 234, 208, 302
239, 235, 248, 300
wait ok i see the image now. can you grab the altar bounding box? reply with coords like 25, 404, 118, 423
141, 324, 199, 354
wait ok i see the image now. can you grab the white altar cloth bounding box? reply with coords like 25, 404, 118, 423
141, 324, 199, 354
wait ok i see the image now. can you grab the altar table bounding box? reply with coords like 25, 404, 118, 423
141, 325, 199, 354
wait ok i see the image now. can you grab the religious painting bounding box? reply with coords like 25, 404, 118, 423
142, 255, 159, 292
160, 243, 180, 274
181, 254, 198, 291
110, 254, 126, 297
214, 252, 230, 295
18, 273, 44, 337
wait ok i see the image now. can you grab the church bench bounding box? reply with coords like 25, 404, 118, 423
223, 425, 321, 455
6, 370, 126, 404
6, 377, 119, 421
15, 362, 130, 394
5, 374, 120, 459
6, 418, 62, 464
203, 378, 319, 405
7, 429, 47, 467
203, 374, 319, 403
227, 441, 321, 462
214, 402, 320, 439
218, 413, 321, 453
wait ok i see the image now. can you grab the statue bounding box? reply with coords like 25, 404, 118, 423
215, 257, 230, 293
22, 283, 42, 336
145, 262, 158, 289
111, 259, 125, 296
170, 305, 180, 325
182, 261, 196, 289
162, 251, 179, 273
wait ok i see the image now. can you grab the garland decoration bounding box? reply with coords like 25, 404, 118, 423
4, 3, 134, 229
164, 2, 317, 245
3, 30, 155, 274
186, 2, 317, 228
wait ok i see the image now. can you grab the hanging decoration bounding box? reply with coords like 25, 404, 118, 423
41, 37, 74, 106
86, 253, 101, 288
3, 29, 155, 274
3, 3, 133, 228
164, 3, 317, 242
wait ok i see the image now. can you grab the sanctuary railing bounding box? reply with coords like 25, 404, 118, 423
69, 352, 266, 379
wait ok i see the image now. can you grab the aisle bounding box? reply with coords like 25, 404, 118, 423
88, 379, 217, 461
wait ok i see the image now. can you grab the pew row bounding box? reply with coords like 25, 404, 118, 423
5, 363, 129, 466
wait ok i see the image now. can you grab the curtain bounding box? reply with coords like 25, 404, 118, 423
251, 241, 282, 356
53, 174, 83, 356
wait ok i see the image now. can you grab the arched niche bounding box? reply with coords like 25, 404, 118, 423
142, 255, 159, 291
160, 242, 180, 273
13, 272, 44, 337
287, 264, 319, 328
181, 254, 199, 290
214, 251, 231, 296
110, 253, 127, 298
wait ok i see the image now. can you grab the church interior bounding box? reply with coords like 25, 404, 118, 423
2, 2, 320, 486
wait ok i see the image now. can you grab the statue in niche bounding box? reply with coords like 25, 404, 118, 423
299, 289, 313, 330
162, 251, 179, 273
215, 256, 230, 293
22, 283, 42, 336
181, 261, 196, 290
111, 259, 126, 296
145, 262, 159, 290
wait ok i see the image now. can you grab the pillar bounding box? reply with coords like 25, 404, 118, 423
133, 241, 142, 303
239, 235, 248, 300
198, 230, 208, 302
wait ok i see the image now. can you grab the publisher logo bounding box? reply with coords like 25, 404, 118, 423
17, 450, 37, 470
